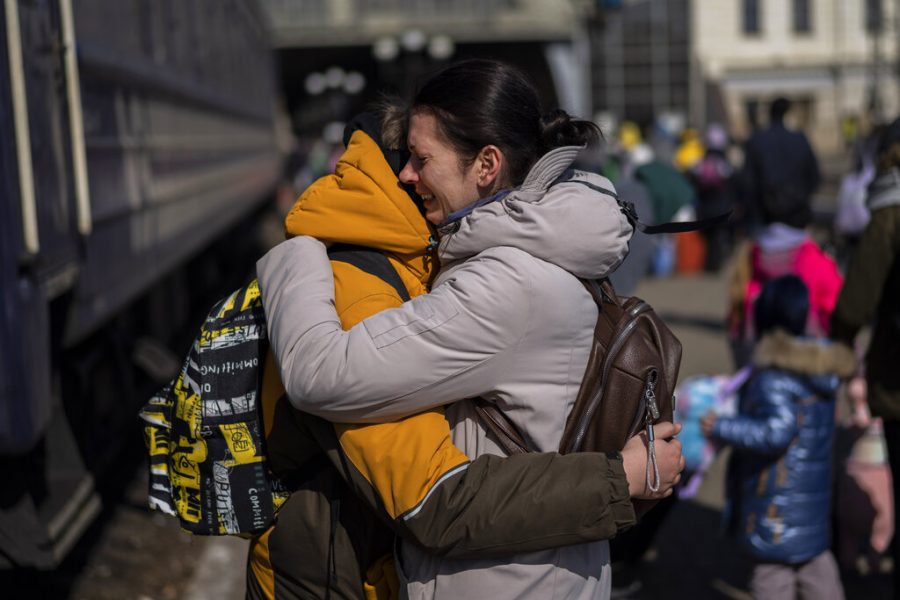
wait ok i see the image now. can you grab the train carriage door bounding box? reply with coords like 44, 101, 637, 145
1, 0, 101, 570
11, 0, 84, 276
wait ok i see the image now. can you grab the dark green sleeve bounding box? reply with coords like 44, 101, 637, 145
303, 409, 635, 558
393, 451, 635, 558
832, 211, 899, 343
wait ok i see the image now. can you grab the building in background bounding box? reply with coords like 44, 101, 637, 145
691, 0, 900, 154
261, 0, 600, 135
261, 0, 899, 159
590, 0, 692, 134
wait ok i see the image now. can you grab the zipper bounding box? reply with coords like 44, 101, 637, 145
645, 369, 660, 420
644, 369, 663, 492
626, 369, 659, 439
567, 301, 652, 452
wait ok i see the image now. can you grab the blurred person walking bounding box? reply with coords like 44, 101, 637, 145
831, 116, 900, 598
704, 275, 854, 600
739, 97, 820, 235
833, 123, 891, 268
689, 123, 736, 271
631, 143, 696, 224
630, 143, 697, 276
727, 150, 842, 367
674, 127, 705, 172
584, 140, 657, 296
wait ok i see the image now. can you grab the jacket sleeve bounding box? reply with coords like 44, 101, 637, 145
310, 262, 635, 556
831, 212, 898, 344
392, 451, 635, 557
712, 372, 798, 456
258, 236, 531, 423
325, 414, 635, 557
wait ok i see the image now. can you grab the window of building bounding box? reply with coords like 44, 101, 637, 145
742, 0, 761, 35
793, 0, 812, 33
865, 0, 883, 33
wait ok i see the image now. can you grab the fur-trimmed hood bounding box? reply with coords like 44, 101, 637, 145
753, 329, 856, 381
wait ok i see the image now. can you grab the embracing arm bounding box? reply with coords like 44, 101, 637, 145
258, 236, 529, 422
318, 414, 635, 557
299, 262, 635, 556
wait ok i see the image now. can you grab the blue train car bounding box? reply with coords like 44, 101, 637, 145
1, 0, 282, 567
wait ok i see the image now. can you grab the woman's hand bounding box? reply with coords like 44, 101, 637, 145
622, 422, 685, 499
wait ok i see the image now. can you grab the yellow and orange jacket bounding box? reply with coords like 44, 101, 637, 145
246, 128, 635, 600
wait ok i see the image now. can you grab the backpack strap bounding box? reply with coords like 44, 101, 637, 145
563, 178, 731, 234
472, 277, 629, 456
472, 398, 530, 455
472, 278, 615, 457
327, 243, 411, 302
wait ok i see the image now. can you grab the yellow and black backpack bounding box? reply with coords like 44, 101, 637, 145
139, 245, 411, 535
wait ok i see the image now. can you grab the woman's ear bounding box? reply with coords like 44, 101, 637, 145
477, 145, 505, 190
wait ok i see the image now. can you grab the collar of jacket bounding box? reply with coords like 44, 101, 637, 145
754, 223, 809, 253
434, 145, 630, 279
867, 167, 900, 211
438, 189, 512, 234
520, 145, 584, 192
283, 130, 434, 287
436, 145, 582, 236
753, 329, 856, 378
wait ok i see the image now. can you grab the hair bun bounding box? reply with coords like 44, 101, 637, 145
539, 109, 601, 152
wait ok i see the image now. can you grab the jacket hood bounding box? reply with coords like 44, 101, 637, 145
437, 146, 633, 279
753, 330, 856, 392
868, 167, 900, 211
754, 223, 809, 253
284, 130, 433, 281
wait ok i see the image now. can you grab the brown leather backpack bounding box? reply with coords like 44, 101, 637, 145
475, 278, 682, 499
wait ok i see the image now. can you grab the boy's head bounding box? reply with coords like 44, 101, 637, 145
754, 275, 809, 339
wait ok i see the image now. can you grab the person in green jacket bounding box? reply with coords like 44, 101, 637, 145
831, 115, 900, 597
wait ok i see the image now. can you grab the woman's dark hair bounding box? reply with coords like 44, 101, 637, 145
753, 275, 809, 339
411, 59, 601, 186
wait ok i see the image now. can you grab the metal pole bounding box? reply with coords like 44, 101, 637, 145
59, 0, 92, 236
4, 0, 39, 254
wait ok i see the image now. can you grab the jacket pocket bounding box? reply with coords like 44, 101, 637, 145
363, 295, 459, 349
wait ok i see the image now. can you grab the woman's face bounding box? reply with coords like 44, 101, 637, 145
400, 112, 482, 225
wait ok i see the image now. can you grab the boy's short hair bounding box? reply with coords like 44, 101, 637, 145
754, 275, 809, 339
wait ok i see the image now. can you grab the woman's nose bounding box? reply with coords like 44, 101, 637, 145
399, 159, 417, 184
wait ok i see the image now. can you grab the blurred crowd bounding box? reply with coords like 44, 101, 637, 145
587, 101, 900, 600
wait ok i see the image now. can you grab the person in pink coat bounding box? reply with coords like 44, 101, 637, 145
730, 206, 843, 367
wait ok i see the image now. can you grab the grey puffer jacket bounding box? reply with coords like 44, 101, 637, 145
258, 146, 633, 600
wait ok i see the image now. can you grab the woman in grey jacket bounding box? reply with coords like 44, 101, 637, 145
258, 60, 684, 600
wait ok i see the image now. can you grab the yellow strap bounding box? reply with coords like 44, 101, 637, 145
363, 554, 400, 600
247, 528, 276, 600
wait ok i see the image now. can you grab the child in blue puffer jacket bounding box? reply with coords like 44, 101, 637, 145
702, 275, 855, 600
